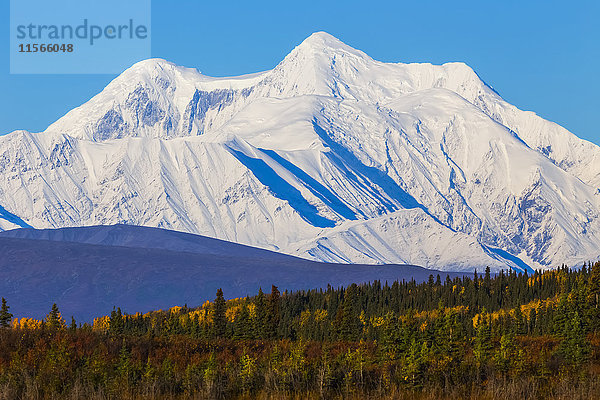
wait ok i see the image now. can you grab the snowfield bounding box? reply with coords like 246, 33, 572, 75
1, 32, 599, 272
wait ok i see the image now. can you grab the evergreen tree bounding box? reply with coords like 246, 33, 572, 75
70, 316, 77, 332
473, 312, 492, 375
254, 288, 267, 338
46, 303, 64, 329
553, 294, 570, 335
526, 306, 535, 333
404, 338, 424, 388
558, 311, 591, 367
265, 285, 280, 339
117, 340, 133, 385
213, 288, 227, 338
0, 297, 12, 328
494, 333, 516, 376
589, 261, 600, 308
110, 307, 124, 335
513, 306, 526, 335
484, 266, 492, 294
339, 284, 360, 340
234, 303, 252, 340
441, 308, 464, 365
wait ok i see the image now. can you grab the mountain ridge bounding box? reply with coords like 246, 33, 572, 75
0, 224, 461, 321
1, 32, 599, 271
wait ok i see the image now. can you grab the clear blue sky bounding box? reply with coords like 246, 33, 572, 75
1, 0, 598, 145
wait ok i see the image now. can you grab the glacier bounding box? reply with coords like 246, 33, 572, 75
1, 31, 600, 272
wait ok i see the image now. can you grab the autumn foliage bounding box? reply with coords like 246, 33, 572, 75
1, 262, 600, 399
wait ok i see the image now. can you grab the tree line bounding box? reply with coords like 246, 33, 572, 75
0, 262, 599, 399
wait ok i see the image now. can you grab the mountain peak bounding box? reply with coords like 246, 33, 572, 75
115, 58, 204, 87
266, 32, 374, 99
299, 31, 344, 48
286, 31, 371, 63
124, 58, 178, 75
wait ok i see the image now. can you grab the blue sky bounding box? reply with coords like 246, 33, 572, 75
1, 0, 598, 145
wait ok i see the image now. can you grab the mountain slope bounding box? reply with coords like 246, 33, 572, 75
1, 32, 599, 271
0, 223, 313, 261
0, 225, 458, 321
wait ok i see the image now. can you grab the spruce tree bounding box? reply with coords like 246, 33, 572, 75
484, 266, 492, 299
213, 288, 227, 338
558, 311, 591, 367
254, 288, 267, 338
513, 306, 526, 335
339, 284, 360, 341
265, 285, 280, 339
494, 333, 516, 376
234, 303, 252, 340
46, 303, 64, 329
405, 338, 424, 388
589, 261, 600, 308
553, 294, 570, 335
588, 261, 600, 332
0, 298, 13, 327
70, 316, 77, 332
473, 312, 492, 373
110, 307, 124, 335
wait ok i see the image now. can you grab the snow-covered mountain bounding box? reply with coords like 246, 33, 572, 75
2, 32, 599, 272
